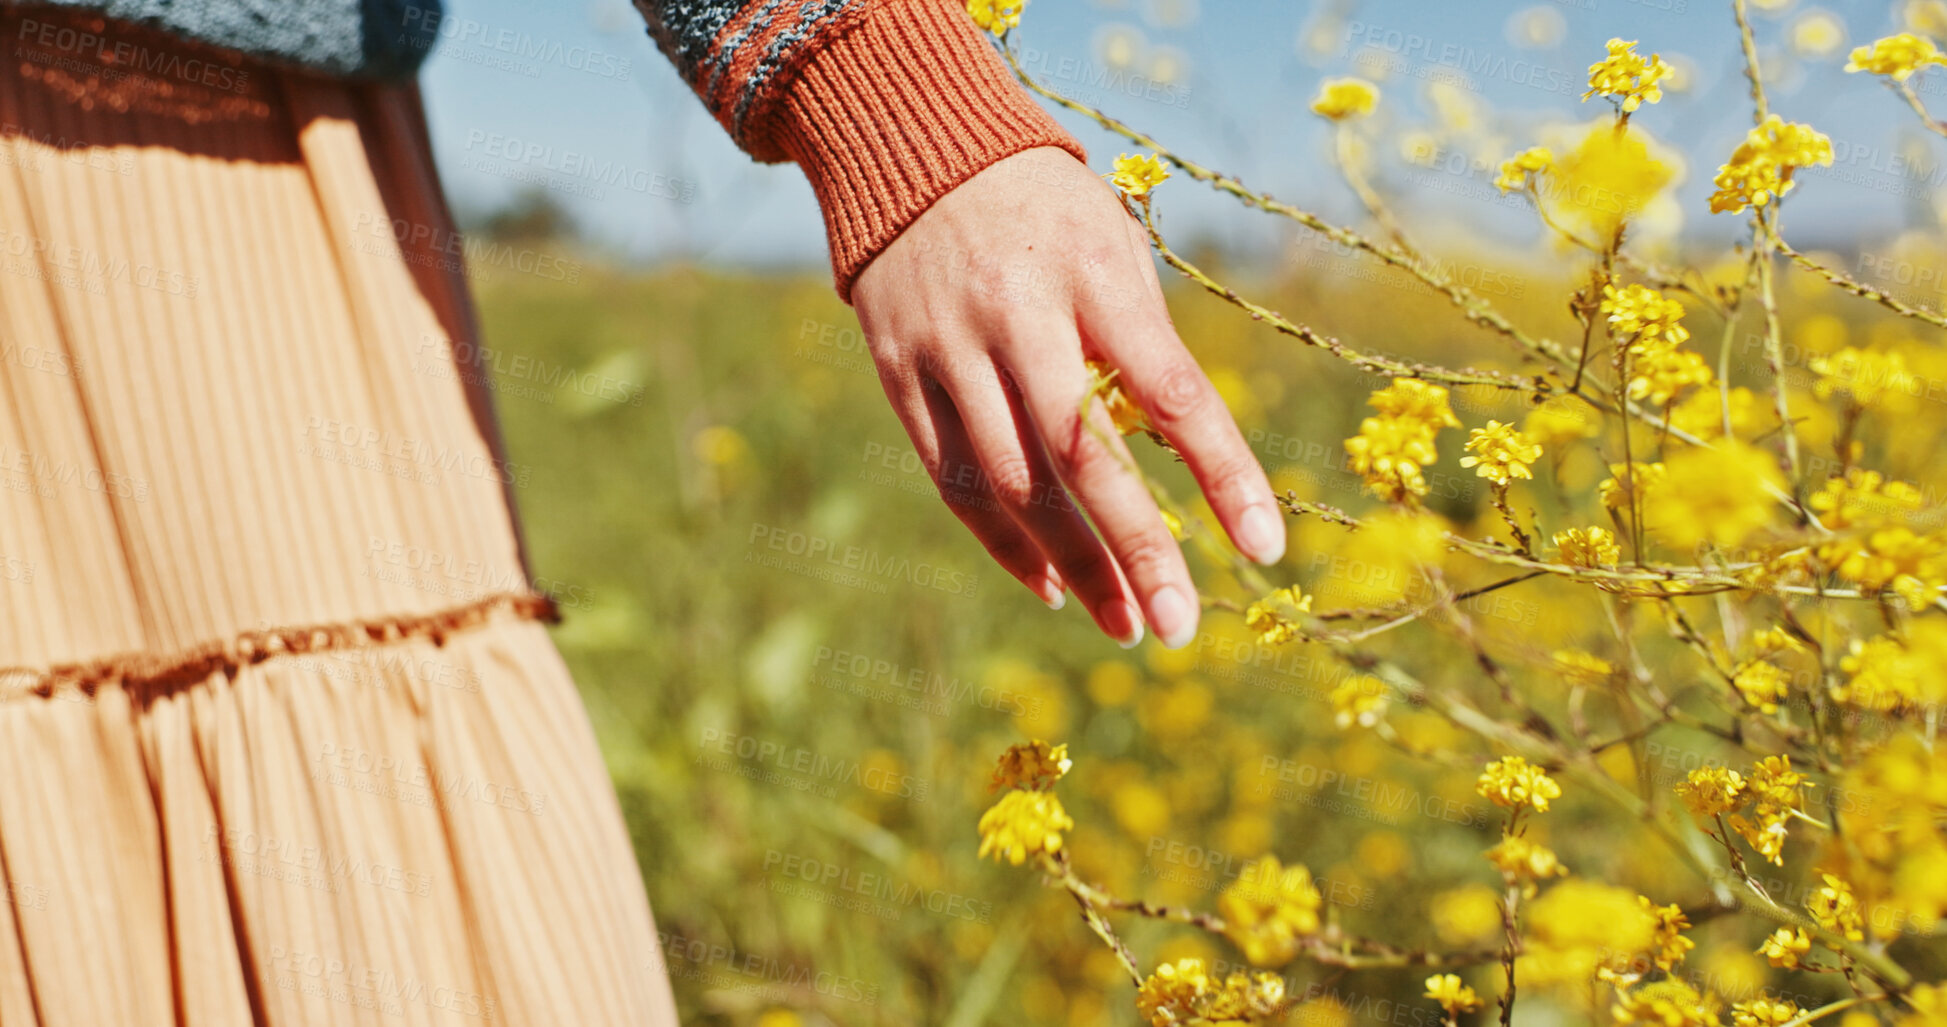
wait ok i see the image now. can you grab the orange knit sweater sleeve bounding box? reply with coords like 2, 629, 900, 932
634, 0, 1087, 301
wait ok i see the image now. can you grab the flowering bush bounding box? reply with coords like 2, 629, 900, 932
968, 2, 1947, 1024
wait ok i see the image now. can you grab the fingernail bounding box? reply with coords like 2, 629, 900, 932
1038, 579, 1067, 611
1237, 504, 1286, 566
1147, 586, 1197, 650
1112, 600, 1145, 649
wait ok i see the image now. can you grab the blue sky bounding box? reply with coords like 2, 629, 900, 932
417, 0, 1947, 271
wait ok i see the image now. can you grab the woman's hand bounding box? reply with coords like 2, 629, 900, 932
850, 146, 1284, 649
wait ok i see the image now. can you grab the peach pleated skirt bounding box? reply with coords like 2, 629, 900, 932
0, 6, 678, 1024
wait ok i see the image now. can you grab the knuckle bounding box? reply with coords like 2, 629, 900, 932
1114, 530, 1182, 581
1145, 359, 1211, 428
983, 455, 1040, 510
1204, 450, 1266, 495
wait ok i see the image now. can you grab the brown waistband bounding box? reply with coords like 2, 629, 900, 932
1, 592, 561, 702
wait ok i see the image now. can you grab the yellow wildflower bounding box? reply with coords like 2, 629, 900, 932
1896, 984, 1947, 1027
1219, 855, 1324, 967
1244, 585, 1312, 646
1675, 765, 1747, 818
1311, 77, 1378, 120
1136, 959, 1286, 1027
1599, 461, 1666, 513
1496, 146, 1554, 192
1345, 379, 1460, 502
1523, 396, 1598, 446
1732, 660, 1790, 714
1106, 153, 1171, 199
976, 789, 1074, 865
1809, 470, 1923, 531
989, 740, 1071, 793
1811, 346, 1923, 408
1612, 978, 1718, 1026
1423, 974, 1483, 1015
1486, 834, 1567, 894
1555, 526, 1621, 568
1846, 33, 1947, 80
1603, 283, 1691, 348
1628, 344, 1714, 406
1758, 926, 1811, 968
1732, 997, 1800, 1027
964, 0, 1023, 34
1477, 755, 1562, 813
1641, 896, 1695, 970
1654, 443, 1785, 551
1710, 114, 1835, 215
1460, 421, 1543, 485
1085, 358, 1150, 434
1585, 38, 1673, 112
1330, 675, 1389, 729
1807, 873, 1865, 941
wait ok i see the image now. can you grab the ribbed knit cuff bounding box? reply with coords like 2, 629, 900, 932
764, 0, 1088, 302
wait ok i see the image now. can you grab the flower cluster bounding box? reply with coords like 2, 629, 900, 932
1806, 872, 1864, 941
1476, 756, 1561, 813
1709, 114, 1834, 215
1846, 32, 1947, 81
1243, 585, 1311, 646
989, 739, 1070, 792
1731, 997, 1800, 1027
1584, 38, 1672, 112
1344, 379, 1460, 501
1460, 421, 1542, 486
1485, 834, 1566, 895
1758, 926, 1811, 968
978, 742, 1075, 865
1494, 146, 1553, 193
976, 789, 1073, 865
1423, 975, 1481, 1016
1804, 470, 1947, 610
1640, 896, 1695, 971
1554, 526, 1620, 568
1135, 959, 1285, 1027
1601, 284, 1712, 405
1217, 855, 1324, 967
1310, 77, 1378, 121
1611, 979, 1717, 1027
1675, 756, 1811, 866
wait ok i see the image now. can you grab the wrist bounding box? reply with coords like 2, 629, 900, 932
763, 0, 1087, 302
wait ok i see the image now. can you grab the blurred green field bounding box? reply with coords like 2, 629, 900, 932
470, 246, 1947, 1025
